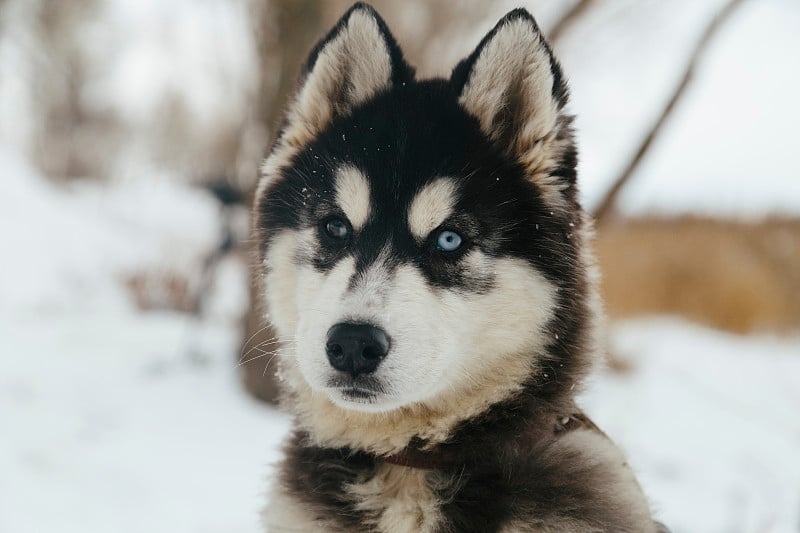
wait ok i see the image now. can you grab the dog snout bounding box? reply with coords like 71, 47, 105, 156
325, 323, 390, 377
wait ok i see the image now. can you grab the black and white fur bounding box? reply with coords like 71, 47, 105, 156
254, 4, 663, 531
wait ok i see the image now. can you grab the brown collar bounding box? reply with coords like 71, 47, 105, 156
379, 412, 596, 470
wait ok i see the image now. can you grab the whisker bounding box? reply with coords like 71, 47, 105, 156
240, 324, 277, 351
262, 350, 283, 377
238, 348, 282, 366
239, 337, 295, 362
240, 332, 296, 359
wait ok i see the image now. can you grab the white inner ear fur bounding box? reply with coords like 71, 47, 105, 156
335, 165, 372, 230
459, 18, 557, 151
407, 178, 459, 241
459, 18, 570, 209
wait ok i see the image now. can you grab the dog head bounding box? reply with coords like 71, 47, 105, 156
255, 3, 599, 448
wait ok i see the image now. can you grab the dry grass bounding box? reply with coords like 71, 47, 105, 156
596, 216, 800, 334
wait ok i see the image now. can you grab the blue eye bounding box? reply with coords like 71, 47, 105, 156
324, 218, 349, 240
435, 230, 463, 252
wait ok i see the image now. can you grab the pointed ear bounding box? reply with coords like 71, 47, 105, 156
281, 3, 413, 150
451, 9, 576, 203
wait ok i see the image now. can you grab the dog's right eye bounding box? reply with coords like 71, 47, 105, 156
435, 230, 463, 252
323, 217, 350, 241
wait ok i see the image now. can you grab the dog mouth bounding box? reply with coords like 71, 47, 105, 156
327, 375, 385, 403
338, 387, 378, 402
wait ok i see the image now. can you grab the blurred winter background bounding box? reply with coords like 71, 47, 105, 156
1, 0, 798, 531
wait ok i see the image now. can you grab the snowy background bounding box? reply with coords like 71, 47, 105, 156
1, 1, 798, 532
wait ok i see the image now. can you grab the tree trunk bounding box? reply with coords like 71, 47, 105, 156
240, 0, 322, 403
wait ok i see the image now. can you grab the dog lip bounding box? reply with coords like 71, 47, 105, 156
327, 375, 384, 401
328, 374, 383, 391
331, 383, 381, 396
337, 386, 378, 400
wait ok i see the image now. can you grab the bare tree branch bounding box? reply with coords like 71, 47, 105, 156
593, 0, 748, 224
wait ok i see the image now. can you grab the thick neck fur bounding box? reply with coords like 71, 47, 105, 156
282, 364, 577, 457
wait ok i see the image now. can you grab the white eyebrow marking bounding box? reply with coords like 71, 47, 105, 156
335, 165, 371, 230
407, 178, 459, 241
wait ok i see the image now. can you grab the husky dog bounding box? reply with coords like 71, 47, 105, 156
254, 3, 664, 532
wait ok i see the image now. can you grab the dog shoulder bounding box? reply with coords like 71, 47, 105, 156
506, 426, 658, 533
433, 419, 658, 532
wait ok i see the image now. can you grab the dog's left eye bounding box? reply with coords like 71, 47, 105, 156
435, 230, 463, 252
323, 218, 349, 240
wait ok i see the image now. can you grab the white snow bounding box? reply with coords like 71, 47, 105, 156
582, 317, 800, 533
1, 128, 282, 533
2, 159, 798, 531
0, 150, 797, 533
0, 312, 290, 533
0, 149, 290, 533
0, 147, 223, 314
4, 255, 799, 533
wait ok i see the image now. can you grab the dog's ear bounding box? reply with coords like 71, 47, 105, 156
281, 3, 412, 148
451, 9, 576, 202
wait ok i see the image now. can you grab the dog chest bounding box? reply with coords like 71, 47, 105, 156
347, 463, 448, 533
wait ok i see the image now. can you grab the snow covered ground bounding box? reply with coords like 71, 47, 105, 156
0, 147, 289, 533
584, 319, 800, 533
1, 150, 798, 532
0, 311, 291, 533
3, 287, 798, 531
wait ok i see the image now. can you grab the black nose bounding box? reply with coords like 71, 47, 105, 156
326, 323, 390, 377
